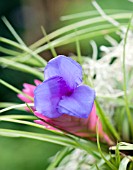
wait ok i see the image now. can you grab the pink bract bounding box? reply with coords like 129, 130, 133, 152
18, 79, 113, 145
17, 79, 41, 111
34, 106, 113, 145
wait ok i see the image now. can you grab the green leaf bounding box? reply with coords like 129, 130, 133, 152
0, 115, 36, 120
75, 32, 82, 64
0, 103, 34, 114
2, 16, 26, 46
31, 13, 130, 49
110, 142, 133, 151
0, 117, 65, 136
0, 102, 25, 110
91, 155, 114, 170
119, 157, 131, 170
35, 26, 120, 54
122, 14, 133, 139
60, 9, 131, 21
0, 58, 44, 80
92, 1, 120, 27
95, 164, 100, 170
0, 79, 34, 101
46, 147, 73, 170
95, 99, 120, 140
3, 55, 44, 67
96, 122, 117, 170
115, 143, 121, 167
41, 26, 57, 57
0, 128, 78, 147
0, 37, 47, 66
0, 46, 20, 56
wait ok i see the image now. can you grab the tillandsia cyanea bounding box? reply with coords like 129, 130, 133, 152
34, 55, 95, 118
18, 55, 112, 144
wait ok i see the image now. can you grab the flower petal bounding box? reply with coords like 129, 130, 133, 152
58, 85, 95, 118
44, 55, 82, 90
34, 76, 68, 118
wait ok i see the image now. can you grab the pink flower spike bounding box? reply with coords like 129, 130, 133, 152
34, 120, 60, 131
34, 79, 42, 86
34, 105, 113, 145
17, 94, 31, 103
17, 79, 41, 112
18, 77, 113, 145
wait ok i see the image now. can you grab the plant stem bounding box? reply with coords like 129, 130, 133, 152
122, 14, 133, 139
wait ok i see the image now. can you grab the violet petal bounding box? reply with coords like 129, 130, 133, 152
57, 85, 95, 118
34, 76, 68, 118
44, 55, 82, 90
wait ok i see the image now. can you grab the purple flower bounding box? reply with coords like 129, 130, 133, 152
34, 55, 95, 118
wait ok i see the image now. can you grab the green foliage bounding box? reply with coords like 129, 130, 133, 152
0, 1, 133, 169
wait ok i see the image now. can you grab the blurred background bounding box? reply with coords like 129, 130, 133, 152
0, 0, 133, 169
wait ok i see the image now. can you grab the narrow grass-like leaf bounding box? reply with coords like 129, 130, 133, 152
92, 155, 114, 170
92, 1, 120, 27
120, 142, 133, 147
4, 55, 44, 67
0, 103, 34, 114
0, 37, 24, 49
1, 23, 125, 60
96, 122, 117, 170
0, 117, 66, 136
31, 13, 130, 49
5, 120, 99, 156
90, 40, 98, 60
25, 103, 35, 114
0, 128, 78, 147
34, 24, 116, 53
41, 26, 57, 57
0, 46, 20, 56
0, 102, 25, 110
73, 138, 100, 158
0, 115, 36, 120
0, 105, 101, 154
75, 32, 82, 64
46, 147, 73, 170
129, 162, 133, 170
60, 9, 131, 21
0, 37, 46, 66
1, 17, 47, 66
95, 99, 120, 140
35, 27, 120, 54
0, 79, 34, 101
115, 143, 121, 167
122, 14, 133, 138
118, 157, 131, 170
110, 143, 133, 151
2, 17, 26, 46
95, 164, 100, 170
0, 58, 44, 79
